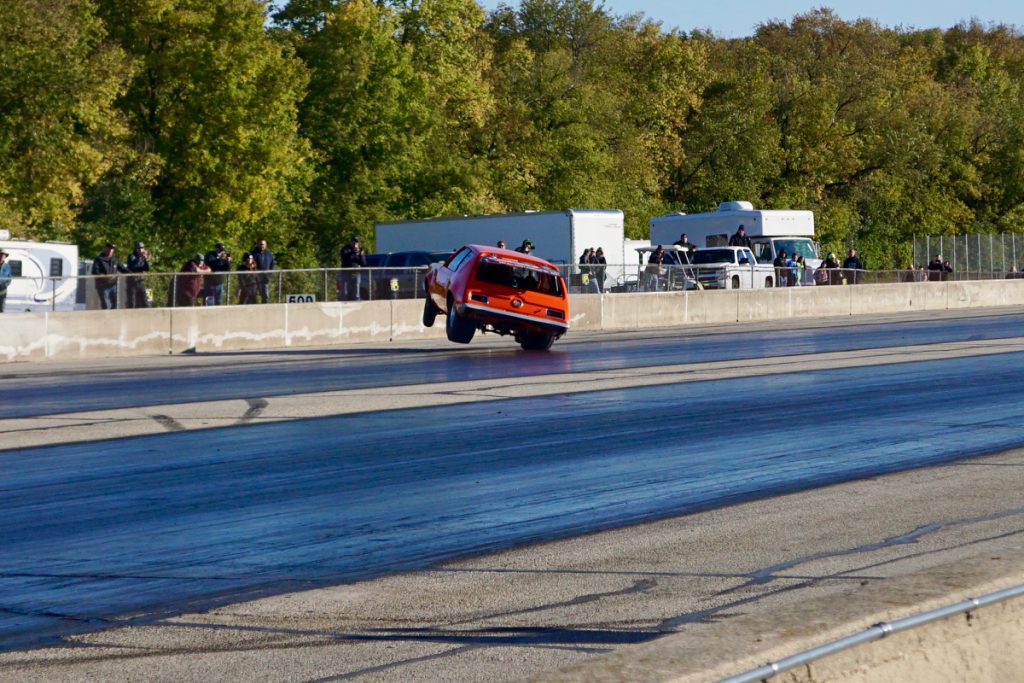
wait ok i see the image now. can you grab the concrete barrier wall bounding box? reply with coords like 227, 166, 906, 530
4, 280, 1024, 362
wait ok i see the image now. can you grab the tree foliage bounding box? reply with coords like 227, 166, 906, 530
3, 2, 1024, 268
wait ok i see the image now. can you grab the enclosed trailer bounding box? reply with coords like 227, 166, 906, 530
375, 210, 626, 289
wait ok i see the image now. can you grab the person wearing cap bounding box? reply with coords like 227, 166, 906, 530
729, 224, 752, 249
125, 241, 152, 308
0, 249, 11, 313
172, 253, 211, 307
515, 239, 534, 254
339, 235, 367, 301
204, 242, 231, 305
91, 242, 124, 309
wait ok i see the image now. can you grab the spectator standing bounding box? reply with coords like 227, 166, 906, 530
173, 254, 211, 307
515, 239, 534, 254
251, 239, 275, 303
204, 243, 231, 305
0, 249, 11, 312
124, 241, 151, 308
673, 233, 696, 254
794, 254, 807, 286
593, 247, 607, 293
927, 255, 944, 282
646, 245, 668, 291
817, 252, 841, 285
729, 225, 752, 249
237, 253, 260, 304
496, 240, 506, 249
843, 249, 864, 284
943, 260, 954, 280
773, 250, 790, 287
338, 236, 367, 301
92, 242, 123, 309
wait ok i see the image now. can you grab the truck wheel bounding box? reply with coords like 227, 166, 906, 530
445, 299, 476, 344
731, 275, 740, 289
765, 277, 774, 288
422, 297, 439, 327
518, 332, 555, 351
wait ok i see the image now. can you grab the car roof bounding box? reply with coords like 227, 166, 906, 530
462, 244, 561, 273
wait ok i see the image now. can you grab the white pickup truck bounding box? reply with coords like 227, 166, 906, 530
689, 246, 777, 289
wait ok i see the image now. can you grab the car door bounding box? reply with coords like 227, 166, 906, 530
430, 248, 472, 309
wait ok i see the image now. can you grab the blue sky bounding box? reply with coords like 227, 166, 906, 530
477, 1, 1024, 38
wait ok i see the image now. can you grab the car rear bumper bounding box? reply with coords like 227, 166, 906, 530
462, 302, 569, 335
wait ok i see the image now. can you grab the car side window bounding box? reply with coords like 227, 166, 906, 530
446, 249, 473, 272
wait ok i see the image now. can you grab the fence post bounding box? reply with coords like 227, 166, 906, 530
277, 271, 282, 303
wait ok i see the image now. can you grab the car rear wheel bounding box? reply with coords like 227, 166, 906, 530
517, 331, 555, 351
445, 300, 476, 344
731, 275, 741, 289
765, 277, 774, 288
422, 297, 439, 327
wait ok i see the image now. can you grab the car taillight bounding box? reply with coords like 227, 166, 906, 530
546, 309, 564, 319
470, 292, 489, 303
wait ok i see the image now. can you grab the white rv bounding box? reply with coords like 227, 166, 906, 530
0, 231, 79, 312
650, 201, 820, 269
374, 210, 626, 290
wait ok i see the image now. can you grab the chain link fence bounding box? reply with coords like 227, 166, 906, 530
913, 234, 1024, 278
4, 261, 1020, 313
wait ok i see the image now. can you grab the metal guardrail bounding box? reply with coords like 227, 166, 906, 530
717, 582, 1024, 683
4, 264, 1024, 313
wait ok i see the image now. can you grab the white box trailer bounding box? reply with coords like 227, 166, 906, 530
650, 201, 820, 269
0, 233, 79, 312
375, 209, 626, 289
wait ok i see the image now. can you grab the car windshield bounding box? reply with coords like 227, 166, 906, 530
474, 259, 563, 295
364, 254, 388, 267
691, 249, 735, 264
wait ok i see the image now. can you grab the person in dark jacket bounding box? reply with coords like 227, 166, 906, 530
236, 252, 260, 304
818, 252, 841, 285
251, 239, 275, 303
843, 249, 864, 285
593, 247, 608, 292
204, 243, 231, 305
339, 236, 367, 301
773, 250, 790, 287
124, 241, 151, 308
673, 233, 696, 254
92, 242, 124, 309
729, 225, 752, 249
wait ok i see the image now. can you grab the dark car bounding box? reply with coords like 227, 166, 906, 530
363, 250, 454, 300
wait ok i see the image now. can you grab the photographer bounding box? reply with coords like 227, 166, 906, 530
338, 235, 367, 301
125, 241, 152, 308
204, 242, 231, 305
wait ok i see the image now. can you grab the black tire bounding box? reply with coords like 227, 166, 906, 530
422, 297, 438, 327
765, 277, 774, 288
518, 331, 556, 351
731, 275, 741, 289
445, 300, 476, 344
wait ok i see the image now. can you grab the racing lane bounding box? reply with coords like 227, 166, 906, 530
5, 309, 1024, 419
3, 310, 1024, 652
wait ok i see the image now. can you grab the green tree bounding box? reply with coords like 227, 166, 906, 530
0, 0, 131, 239
91, 0, 312, 268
